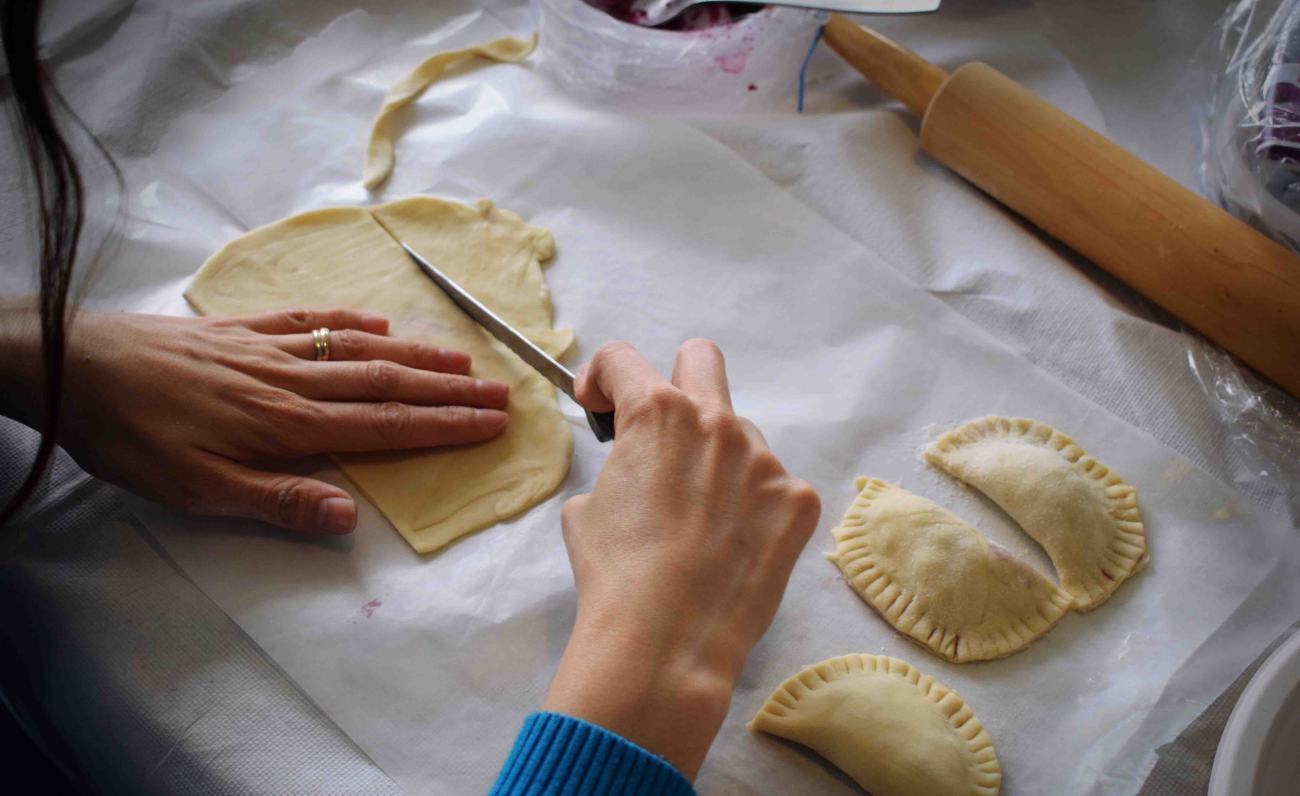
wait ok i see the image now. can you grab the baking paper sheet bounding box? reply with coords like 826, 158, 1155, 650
86, 3, 1300, 794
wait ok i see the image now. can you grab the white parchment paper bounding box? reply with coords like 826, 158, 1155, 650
101, 4, 1300, 794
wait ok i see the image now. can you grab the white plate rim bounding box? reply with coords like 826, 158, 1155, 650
1208, 628, 1300, 796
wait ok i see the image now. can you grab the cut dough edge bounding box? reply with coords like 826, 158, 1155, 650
830, 478, 1072, 663
371, 197, 574, 358
363, 33, 538, 190
925, 415, 1148, 612
749, 653, 1002, 796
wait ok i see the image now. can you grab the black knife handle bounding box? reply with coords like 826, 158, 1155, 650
585, 410, 616, 442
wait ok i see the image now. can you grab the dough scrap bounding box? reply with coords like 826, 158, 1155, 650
185, 197, 573, 554
830, 478, 1072, 663
749, 654, 1001, 796
363, 34, 538, 190
924, 415, 1147, 612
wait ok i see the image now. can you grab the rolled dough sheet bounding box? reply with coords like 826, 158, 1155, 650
185, 197, 574, 554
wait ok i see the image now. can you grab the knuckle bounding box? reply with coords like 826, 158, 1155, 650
249, 388, 308, 422
646, 385, 687, 410
787, 479, 822, 518
440, 404, 477, 427
262, 476, 306, 526
625, 385, 689, 423
288, 399, 326, 431
266, 344, 297, 362
427, 372, 462, 400
593, 340, 635, 364
372, 401, 413, 440
244, 390, 322, 441
365, 360, 401, 396
243, 355, 291, 382
597, 339, 635, 355
739, 417, 769, 447
752, 449, 785, 477
283, 308, 312, 328
333, 328, 364, 358
409, 341, 434, 362
698, 409, 741, 438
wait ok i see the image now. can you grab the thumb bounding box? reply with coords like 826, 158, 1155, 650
573, 362, 613, 413
204, 461, 357, 536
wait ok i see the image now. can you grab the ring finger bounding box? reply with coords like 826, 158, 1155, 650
276, 329, 472, 375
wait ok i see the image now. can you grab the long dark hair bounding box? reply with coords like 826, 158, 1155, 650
1, 0, 87, 524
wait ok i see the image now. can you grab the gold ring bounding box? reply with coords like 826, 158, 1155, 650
312, 327, 331, 361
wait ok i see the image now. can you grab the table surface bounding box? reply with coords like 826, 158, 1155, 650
1, 1, 1294, 794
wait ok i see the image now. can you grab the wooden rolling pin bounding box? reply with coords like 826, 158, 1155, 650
823, 14, 1300, 398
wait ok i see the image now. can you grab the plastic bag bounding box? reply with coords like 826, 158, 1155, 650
1204, 0, 1300, 247
534, 0, 822, 111
1197, 0, 1300, 519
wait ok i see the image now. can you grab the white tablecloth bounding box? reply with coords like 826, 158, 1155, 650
1, 1, 1295, 794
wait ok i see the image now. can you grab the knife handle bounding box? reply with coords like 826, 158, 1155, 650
585, 410, 616, 442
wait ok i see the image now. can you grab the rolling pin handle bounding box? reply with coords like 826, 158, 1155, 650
822, 13, 948, 117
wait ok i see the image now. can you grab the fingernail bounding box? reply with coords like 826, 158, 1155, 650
317, 497, 356, 535
476, 378, 510, 407
446, 351, 472, 373
361, 314, 388, 333
476, 408, 509, 431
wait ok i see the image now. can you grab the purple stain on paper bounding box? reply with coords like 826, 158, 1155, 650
716, 51, 748, 74
361, 599, 383, 619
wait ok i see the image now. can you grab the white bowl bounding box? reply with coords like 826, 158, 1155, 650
1209, 630, 1300, 796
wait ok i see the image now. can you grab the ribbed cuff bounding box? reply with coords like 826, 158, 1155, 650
490, 712, 696, 795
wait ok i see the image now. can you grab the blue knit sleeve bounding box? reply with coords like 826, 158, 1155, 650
490, 712, 696, 795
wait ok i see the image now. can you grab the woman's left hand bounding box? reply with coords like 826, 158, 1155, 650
33, 307, 510, 535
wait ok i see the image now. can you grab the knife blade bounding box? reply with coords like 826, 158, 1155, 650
393, 238, 615, 442
633, 0, 941, 28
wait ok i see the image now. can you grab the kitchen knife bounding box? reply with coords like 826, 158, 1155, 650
393, 237, 615, 442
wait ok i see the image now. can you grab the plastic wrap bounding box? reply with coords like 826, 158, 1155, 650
535, 0, 821, 110
1204, 0, 1300, 247
1197, 0, 1300, 518
1186, 339, 1300, 516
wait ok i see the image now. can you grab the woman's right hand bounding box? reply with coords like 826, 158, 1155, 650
542, 339, 821, 780
31, 307, 510, 535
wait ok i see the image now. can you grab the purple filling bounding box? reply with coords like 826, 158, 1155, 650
583, 1, 763, 31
